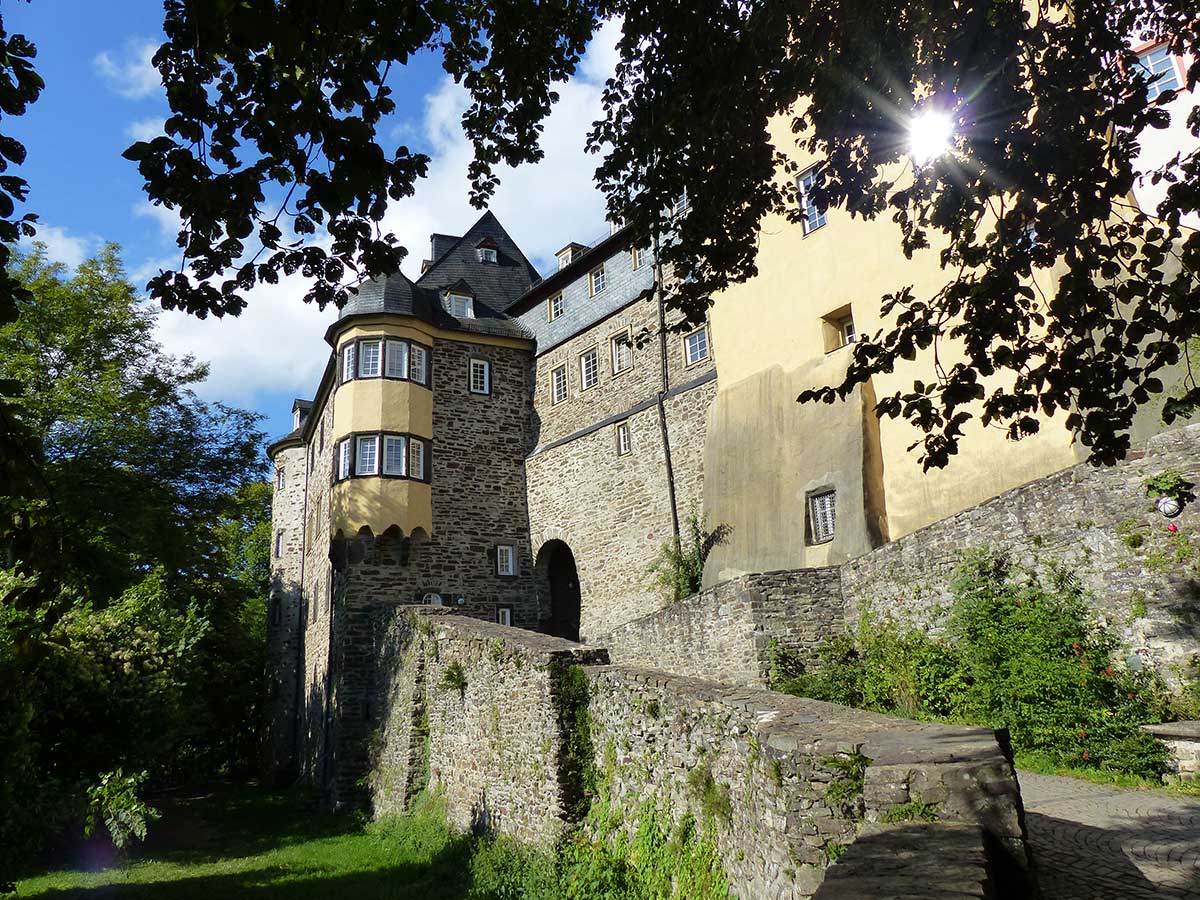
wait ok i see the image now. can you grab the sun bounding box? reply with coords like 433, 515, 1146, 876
909, 109, 955, 165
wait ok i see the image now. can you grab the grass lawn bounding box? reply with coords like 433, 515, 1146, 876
13, 783, 477, 899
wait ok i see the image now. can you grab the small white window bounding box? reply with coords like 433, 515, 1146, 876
341, 343, 356, 382
478, 247, 497, 263
409, 438, 426, 480
275, 531, 283, 558
608, 216, 625, 235
496, 544, 516, 576
589, 265, 606, 296
338, 440, 352, 480
386, 340, 409, 379
548, 293, 564, 321
383, 435, 407, 476
798, 166, 827, 234
616, 422, 631, 456
551, 365, 568, 405
358, 339, 382, 378
1136, 44, 1181, 100
557, 249, 572, 270
356, 435, 378, 475
672, 187, 690, 217
631, 245, 644, 270
684, 327, 710, 366
611, 332, 633, 374
446, 293, 473, 317
496, 606, 513, 626
411, 344, 428, 384
469, 358, 491, 395
276, 467, 285, 490
808, 490, 836, 544
580, 348, 599, 391
838, 316, 856, 346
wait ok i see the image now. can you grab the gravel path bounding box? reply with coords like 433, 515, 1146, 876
1019, 772, 1200, 899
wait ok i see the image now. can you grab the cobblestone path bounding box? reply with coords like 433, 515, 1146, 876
1020, 771, 1200, 899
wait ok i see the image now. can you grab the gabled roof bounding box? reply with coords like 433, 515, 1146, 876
334, 211, 539, 342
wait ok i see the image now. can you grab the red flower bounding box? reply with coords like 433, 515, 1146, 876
1082, 749, 1090, 761
1103, 666, 1115, 677
1167, 523, 1179, 533
1127, 692, 1135, 699
1077, 730, 1087, 738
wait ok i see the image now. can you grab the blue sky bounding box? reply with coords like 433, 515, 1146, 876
8, 2, 616, 440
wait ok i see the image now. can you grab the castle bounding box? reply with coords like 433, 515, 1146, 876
265, 38, 1200, 792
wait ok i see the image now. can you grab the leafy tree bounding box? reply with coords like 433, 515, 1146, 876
116, 0, 1200, 468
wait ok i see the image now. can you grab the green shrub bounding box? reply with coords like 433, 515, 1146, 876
646, 509, 730, 602
777, 551, 1171, 778
440, 661, 468, 694
83, 769, 161, 849
468, 834, 557, 900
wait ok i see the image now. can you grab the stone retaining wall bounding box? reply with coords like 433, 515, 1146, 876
842, 424, 1200, 684
364, 609, 1032, 898
596, 567, 844, 687
1142, 721, 1200, 783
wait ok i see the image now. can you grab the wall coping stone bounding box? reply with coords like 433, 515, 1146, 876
406, 605, 610, 663
1142, 721, 1200, 740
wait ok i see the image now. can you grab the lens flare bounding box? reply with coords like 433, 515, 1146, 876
909, 109, 955, 165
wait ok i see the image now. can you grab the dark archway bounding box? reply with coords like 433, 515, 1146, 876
540, 540, 581, 642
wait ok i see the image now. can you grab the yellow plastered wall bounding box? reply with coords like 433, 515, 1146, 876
706, 114, 1085, 573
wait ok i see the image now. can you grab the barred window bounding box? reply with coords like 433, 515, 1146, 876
551, 364, 568, 404
356, 435, 378, 476
383, 435, 407, 476
808, 490, 836, 544
580, 348, 599, 391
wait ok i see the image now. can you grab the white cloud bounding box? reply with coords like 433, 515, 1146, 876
21, 223, 97, 269
145, 17, 622, 412
126, 117, 163, 142
134, 200, 182, 241
382, 16, 623, 277
94, 39, 162, 100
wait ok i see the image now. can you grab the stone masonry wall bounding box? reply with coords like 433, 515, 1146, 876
361, 611, 1032, 899
264, 442, 308, 778
842, 423, 1200, 684
596, 568, 844, 687
527, 380, 717, 640
586, 666, 1032, 899
366, 607, 609, 843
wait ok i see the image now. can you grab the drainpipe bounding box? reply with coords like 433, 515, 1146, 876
650, 231, 681, 546
291, 443, 310, 779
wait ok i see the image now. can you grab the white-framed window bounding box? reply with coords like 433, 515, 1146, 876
608, 216, 625, 235
356, 435, 379, 475
496, 605, 513, 626
631, 245, 644, 270
616, 421, 631, 456
684, 326, 710, 366
496, 544, 516, 576
672, 187, 690, 217
274, 531, 282, 558
551, 364, 568, 405
580, 348, 599, 391
276, 467, 285, 490
548, 293, 564, 321
410, 344, 428, 384
808, 490, 836, 544
383, 435, 407, 476
409, 438, 426, 480
386, 339, 409, 379
358, 339, 382, 378
477, 247, 497, 263
341, 343, 356, 382
798, 166, 827, 234
469, 358, 491, 395
839, 316, 856, 346
611, 331, 633, 374
557, 248, 573, 270
589, 265, 606, 296
446, 293, 474, 317
338, 439, 352, 480
1136, 44, 1181, 100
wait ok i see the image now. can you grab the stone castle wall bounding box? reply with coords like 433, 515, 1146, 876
363, 610, 1032, 899
597, 567, 844, 687
842, 423, 1200, 683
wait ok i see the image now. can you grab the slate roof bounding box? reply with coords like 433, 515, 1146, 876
337, 211, 541, 341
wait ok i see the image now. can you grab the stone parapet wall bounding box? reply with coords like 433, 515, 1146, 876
367, 607, 608, 843
361, 611, 1032, 898
596, 567, 844, 687
1142, 721, 1200, 782
586, 666, 1031, 899
842, 423, 1200, 684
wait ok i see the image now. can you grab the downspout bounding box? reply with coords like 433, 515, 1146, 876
650, 231, 682, 546
291, 440, 310, 778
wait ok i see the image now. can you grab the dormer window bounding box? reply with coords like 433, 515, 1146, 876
446, 293, 474, 318
477, 247, 497, 264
